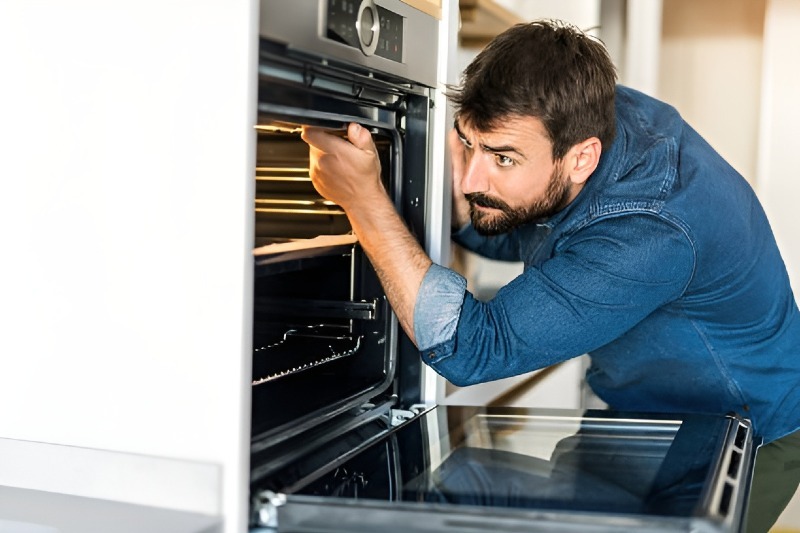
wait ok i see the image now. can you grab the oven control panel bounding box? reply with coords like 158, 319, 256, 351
327, 0, 404, 62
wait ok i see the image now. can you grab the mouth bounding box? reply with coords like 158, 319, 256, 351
471, 201, 497, 210
471, 204, 503, 218
466, 193, 509, 212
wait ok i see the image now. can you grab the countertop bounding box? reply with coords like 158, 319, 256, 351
0, 485, 221, 533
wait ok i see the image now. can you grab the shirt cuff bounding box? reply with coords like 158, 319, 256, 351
413, 263, 467, 351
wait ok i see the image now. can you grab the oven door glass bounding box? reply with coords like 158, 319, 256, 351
253, 407, 754, 532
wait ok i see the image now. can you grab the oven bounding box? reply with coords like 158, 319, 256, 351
251, 0, 437, 449
250, 1, 756, 531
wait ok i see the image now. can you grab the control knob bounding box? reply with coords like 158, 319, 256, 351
356, 0, 380, 56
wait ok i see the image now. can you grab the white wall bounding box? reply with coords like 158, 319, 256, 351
0, 1, 257, 531
655, 0, 800, 308
758, 0, 800, 295
757, 3, 800, 527
495, 0, 600, 30
457, 0, 602, 75
659, 0, 765, 183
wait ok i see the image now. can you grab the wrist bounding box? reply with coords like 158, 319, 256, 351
340, 181, 390, 213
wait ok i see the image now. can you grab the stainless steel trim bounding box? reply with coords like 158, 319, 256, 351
260, 0, 439, 87
273, 495, 701, 532
699, 415, 755, 531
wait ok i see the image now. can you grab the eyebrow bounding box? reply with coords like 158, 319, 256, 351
454, 121, 527, 160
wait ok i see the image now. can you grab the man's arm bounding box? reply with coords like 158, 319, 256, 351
301, 123, 432, 346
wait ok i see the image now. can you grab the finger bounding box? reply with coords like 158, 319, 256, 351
300, 125, 350, 152
299, 125, 319, 144
346, 122, 376, 154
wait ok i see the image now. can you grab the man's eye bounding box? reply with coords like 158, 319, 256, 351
459, 135, 472, 149
495, 154, 514, 167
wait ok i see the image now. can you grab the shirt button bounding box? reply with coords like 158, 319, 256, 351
428, 352, 436, 359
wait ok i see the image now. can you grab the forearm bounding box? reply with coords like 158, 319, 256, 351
346, 192, 432, 346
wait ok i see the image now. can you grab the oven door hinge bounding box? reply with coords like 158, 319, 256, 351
388, 403, 428, 427
250, 490, 285, 531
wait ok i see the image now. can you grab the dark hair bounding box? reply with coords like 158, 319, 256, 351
447, 20, 617, 160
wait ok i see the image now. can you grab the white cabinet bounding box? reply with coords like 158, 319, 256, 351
0, 2, 258, 531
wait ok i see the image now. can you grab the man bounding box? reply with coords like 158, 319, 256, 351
301, 20, 800, 532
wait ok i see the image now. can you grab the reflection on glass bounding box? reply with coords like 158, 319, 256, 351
292, 406, 728, 521
407, 409, 698, 516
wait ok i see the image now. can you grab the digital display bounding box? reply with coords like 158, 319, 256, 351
375, 6, 403, 62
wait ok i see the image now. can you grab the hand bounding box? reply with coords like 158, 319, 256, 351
301, 123, 384, 212
303, 124, 431, 347
448, 127, 471, 229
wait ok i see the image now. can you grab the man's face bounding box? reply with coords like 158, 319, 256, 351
455, 115, 581, 236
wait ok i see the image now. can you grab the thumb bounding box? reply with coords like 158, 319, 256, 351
347, 122, 375, 152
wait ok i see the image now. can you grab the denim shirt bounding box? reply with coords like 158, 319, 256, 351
415, 85, 800, 444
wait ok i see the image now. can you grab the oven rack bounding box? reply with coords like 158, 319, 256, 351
252, 325, 363, 384
253, 242, 356, 277
255, 297, 377, 321
255, 197, 345, 217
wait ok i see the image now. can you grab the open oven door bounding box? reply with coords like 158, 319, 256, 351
250, 407, 755, 533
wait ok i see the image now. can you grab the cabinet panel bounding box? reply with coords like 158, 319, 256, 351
400, 0, 441, 19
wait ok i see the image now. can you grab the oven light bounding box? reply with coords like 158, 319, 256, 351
254, 123, 302, 133
255, 166, 311, 182
256, 199, 316, 206
256, 166, 307, 173
254, 198, 346, 215
255, 177, 310, 182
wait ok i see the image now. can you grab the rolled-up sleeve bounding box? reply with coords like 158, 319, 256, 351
414, 264, 467, 354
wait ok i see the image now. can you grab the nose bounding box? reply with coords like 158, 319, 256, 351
460, 151, 490, 195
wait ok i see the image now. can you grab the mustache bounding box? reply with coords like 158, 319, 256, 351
464, 192, 511, 211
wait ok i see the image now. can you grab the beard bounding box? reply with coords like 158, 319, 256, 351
466, 168, 573, 236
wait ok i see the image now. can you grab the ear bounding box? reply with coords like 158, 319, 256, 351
565, 137, 602, 185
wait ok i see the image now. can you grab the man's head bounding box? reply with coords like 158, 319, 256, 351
449, 20, 617, 160
447, 20, 617, 235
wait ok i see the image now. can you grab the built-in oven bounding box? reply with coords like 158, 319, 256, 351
251, 1, 756, 531
251, 0, 436, 449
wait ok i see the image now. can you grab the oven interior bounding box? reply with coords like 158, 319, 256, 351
249, 36, 432, 500
253, 127, 392, 246
251, 123, 396, 444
